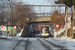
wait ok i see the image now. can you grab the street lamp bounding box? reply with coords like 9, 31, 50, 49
8, 0, 10, 25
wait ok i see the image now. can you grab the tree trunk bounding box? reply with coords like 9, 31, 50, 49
71, 6, 74, 38
65, 5, 68, 37
54, 23, 56, 38
74, 5, 75, 17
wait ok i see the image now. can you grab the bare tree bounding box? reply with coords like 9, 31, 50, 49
0, 0, 8, 25
10, 1, 35, 27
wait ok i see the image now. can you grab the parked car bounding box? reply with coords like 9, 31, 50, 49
34, 29, 41, 37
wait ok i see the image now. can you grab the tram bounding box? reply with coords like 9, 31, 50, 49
41, 26, 50, 37
7, 25, 17, 36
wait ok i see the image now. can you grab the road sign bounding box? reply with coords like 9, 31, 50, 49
13, 26, 17, 29
55, 24, 60, 28
18, 27, 21, 30
0, 26, 7, 31
1, 25, 3, 28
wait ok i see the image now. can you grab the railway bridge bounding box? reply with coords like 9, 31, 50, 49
28, 16, 51, 23
21, 16, 52, 37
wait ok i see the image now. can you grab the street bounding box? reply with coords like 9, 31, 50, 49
0, 37, 75, 50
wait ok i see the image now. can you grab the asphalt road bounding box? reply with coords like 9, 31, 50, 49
0, 37, 75, 50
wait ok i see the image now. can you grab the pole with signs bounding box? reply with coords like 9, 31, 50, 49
55, 24, 60, 38
1, 25, 4, 36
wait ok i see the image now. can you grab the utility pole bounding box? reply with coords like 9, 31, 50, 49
8, 0, 10, 25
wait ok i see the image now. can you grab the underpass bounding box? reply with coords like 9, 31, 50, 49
21, 16, 54, 37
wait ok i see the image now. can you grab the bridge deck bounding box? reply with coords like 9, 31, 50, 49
29, 16, 51, 23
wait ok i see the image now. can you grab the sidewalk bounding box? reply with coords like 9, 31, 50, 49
58, 37, 75, 42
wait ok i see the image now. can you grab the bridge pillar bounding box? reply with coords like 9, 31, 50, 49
20, 23, 31, 37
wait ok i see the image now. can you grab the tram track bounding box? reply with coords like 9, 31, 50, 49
12, 38, 29, 50
44, 40, 68, 50
0, 37, 75, 50
28, 40, 41, 50
52, 39, 75, 49
45, 38, 75, 50
13, 38, 24, 50
25, 39, 29, 50
38, 39, 52, 50
52, 39, 75, 48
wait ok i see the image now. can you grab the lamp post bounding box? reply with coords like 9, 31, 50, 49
8, 0, 10, 25
6, 0, 10, 36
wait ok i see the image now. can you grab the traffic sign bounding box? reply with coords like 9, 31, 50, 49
0, 26, 7, 31
1, 25, 3, 28
13, 26, 17, 29
18, 27, 21, 30
55, 24, 60, 28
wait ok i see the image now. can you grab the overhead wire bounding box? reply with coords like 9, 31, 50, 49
39, 0, 46, 15
43, 0, 50, 12
39, 0, 46, 17
42, 0, 46, 5
35, 0, 46, 17
42, 0, 47, 13
31, 0, 39, 14
42, 0, 50, 16
32, 0, 38, 4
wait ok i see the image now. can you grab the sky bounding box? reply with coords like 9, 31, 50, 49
19, 0, 66, 13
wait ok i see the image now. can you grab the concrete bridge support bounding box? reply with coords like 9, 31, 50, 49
20, 23, 31, 37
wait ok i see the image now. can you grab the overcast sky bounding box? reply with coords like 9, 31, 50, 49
18, 0, 67, 13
